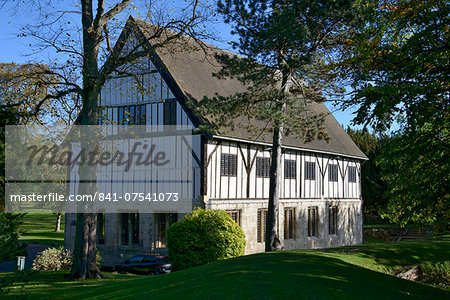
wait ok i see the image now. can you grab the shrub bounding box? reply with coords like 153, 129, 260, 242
167, 208, 246, 271
32, 247, 72, 271
32, 247, 102, 271
420, 261, 450, 287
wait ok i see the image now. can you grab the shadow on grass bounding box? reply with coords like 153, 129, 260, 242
4, 251, 449, 300
20, 234, 65, 246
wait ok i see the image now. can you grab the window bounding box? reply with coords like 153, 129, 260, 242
221, 153, 237, 176
97, 212, 105, 244
308, 207, 318, 237
329, 206, 338, 235
226, 210, 241, 227
128, 256, 143, 263
156, 213, 178, 248
163, 100, 177, 125
256, 157, 270, 178
117, 105, 146, 125
284, 159, 296, 179
328, 164, 338, 182
284, 208, 295, 240
348, 166, 357, 182
305, 162, 316, 180
97, 107, 106, 125
120, 213, 139, 246
257, 209, 268, 243
142, 256, 158, 263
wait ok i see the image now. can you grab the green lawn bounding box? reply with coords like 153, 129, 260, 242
19, 213, 65, 246
2, 236, 449, 299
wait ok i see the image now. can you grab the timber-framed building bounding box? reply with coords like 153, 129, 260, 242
65, 17, 367, 265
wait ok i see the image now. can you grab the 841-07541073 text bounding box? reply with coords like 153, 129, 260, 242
97, 192, 178, 202
8, 192, 179, 202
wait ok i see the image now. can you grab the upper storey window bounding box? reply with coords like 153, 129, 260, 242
284, 159, 296, 179
163, 100, 177, 125
221, 153, 237, 176
118, 104, 146, 125
348, 166, 357, 182
328, 164, 338, 182
305, 161, 316, 180
256, 157, 270, 178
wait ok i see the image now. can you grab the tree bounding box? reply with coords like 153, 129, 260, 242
378, 125, 449, 231
0, 213, 25, 262
339, 0, 449, 229
346, 128, 388, 217
2, 0, 213, 279
1, 63, 79, 233
0, 106, 26, 262
0, 63, 80, 125
196, 0, 371, 251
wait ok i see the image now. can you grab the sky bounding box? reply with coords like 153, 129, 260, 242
0, 1, 360, 129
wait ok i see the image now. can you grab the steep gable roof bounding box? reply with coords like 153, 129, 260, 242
124, 16, 367, 160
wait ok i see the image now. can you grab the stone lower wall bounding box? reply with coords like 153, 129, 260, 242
64, 198, 363, 266
206, 198, 363, 254
65, 213, 180, 266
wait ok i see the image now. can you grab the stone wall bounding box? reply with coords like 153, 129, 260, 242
206, 198, 363, 254
65, 199, 363, 266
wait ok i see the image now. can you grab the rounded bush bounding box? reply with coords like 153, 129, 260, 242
167, 208, 246, 271
32, 247, 72, 271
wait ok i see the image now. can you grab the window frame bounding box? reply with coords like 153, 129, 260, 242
225, 210, 241, 227
163, 100, 177, 125
329, 206, 338, 235
256, 157, 270, 178
117, 104, 146, 125
328, 164, 339, 182
348, 166, 357, 183
257, 209, 268, 243
120, 212, 140, 246
220, 153, 237, 177
307, 206, 319, 237
284, 207, 296, 240
284, 159, 297, 179
304, 161, 316, 180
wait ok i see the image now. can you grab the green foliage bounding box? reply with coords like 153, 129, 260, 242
340, 0, 449, 228
31, 246, 101, 271
420, 261, 450, 287
378, 123, 449, 229
346, 127, 389, 216
0, 63, 78, 125
167, 208, 246, 271
32, 247, 73, 271
0, 213, 26, 262
195, 0, 374, 139
341, 0, 449, 131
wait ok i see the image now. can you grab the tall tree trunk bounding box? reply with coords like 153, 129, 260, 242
69, 0, 103, 280
55, 212, 62, 232
266, 125, 283, 251
70, 90, 102, 279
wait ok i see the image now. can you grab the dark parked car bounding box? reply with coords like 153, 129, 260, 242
114, 255, 170, 275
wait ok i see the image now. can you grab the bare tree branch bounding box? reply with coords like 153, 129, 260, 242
100, 0, 131, 26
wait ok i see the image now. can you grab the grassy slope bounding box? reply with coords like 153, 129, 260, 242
19, 213, 65, 246
2, 236, 449, 299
